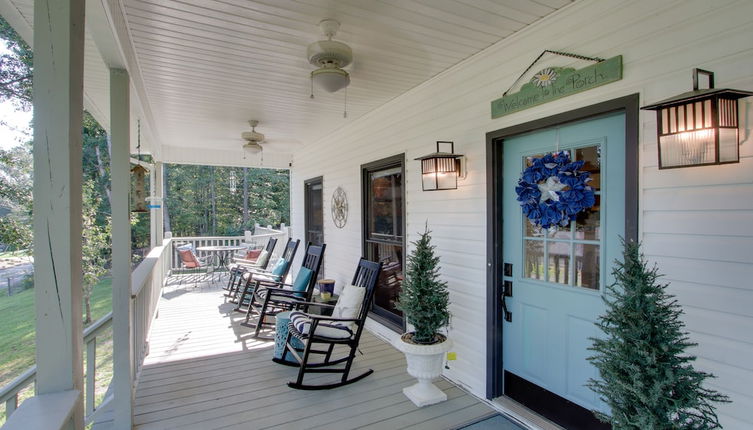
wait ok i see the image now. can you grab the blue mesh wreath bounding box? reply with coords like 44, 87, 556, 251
515, 151, 595, 231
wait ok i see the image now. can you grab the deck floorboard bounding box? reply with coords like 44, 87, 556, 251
133, 276, 495, 429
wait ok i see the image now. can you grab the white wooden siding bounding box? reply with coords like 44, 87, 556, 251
291, 0, 753, 426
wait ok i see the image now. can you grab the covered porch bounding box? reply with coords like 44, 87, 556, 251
126, 274, 498, 430
2, 0, 752, 429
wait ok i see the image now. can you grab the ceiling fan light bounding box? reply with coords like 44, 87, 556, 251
311, 67, 350, 93
243, 143, 262, 153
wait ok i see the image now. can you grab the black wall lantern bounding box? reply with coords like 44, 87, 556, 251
642, 68, 752, 169
415, 141, 465, 191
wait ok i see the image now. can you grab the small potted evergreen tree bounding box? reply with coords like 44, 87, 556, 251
394, 225, 452, 407
589, 240, 730, 429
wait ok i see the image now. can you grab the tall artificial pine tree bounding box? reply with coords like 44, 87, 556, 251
588, 240, 729, 429
397, 226, 450, 344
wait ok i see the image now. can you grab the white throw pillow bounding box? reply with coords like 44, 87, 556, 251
332, 284, 366, 329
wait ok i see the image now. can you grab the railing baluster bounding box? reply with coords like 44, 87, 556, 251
6, 394, 17, 416
86, 338, 96, 416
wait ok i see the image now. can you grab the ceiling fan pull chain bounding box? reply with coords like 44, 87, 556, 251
310, 74, 315, 99
343, 87, 348, 118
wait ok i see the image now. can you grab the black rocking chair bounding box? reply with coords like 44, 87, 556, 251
224, 237, 278, 299
242, 242, 325, 338
233, 238, 299, 310
277, 258, 382, 390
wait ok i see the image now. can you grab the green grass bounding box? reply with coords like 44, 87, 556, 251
0, 250, 31, 259
0, 277, 113, 425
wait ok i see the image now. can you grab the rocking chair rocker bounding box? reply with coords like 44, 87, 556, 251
277, 258, 382, 390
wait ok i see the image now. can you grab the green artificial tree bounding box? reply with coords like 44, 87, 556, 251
588, 240, 729, 429
397, 225, 450, 344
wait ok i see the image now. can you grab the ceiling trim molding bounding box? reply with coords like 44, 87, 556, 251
0, 1, 31, 45
89, 0, 163, 161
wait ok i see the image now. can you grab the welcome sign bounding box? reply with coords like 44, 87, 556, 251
491, 55, 623, 118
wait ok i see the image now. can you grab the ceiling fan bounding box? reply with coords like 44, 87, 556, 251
241, 119, 265, 154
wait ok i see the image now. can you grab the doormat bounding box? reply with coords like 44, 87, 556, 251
457, 413, 526, 430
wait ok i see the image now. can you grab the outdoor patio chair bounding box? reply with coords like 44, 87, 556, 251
242, 242, 326, 337
224, 237, 278, 298
233, 238, 300, 309
277, 258, 382, 390
176, 243, 216, 287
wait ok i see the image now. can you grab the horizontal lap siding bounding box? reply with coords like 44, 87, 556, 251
292, 0, 753, 426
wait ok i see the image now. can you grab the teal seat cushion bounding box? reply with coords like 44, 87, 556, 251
292, 267, 314, 297
270, 258, 288, 278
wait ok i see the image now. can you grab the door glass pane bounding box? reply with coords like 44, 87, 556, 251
525, 221, 545, 238
366, 242, 403, 318
576, 146, 601, 191
575, 195, 600, 241
574, 244, 600, 290
523, 240, 544, 280
368, 167, 403, 241
546, 241, 570, 285
305, 181, 323, 245
549, 223, 572, 240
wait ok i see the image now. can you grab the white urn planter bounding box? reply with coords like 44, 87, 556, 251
394, 334, 453, 407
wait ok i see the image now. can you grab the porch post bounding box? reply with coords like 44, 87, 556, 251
154, 161, 165, 245
31, 0, 85, 428
110, 68, 134, 429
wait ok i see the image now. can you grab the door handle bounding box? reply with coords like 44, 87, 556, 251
501, 281, 512, 322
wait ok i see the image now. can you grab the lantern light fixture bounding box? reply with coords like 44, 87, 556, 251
415, 141, 465, 191
641, 68, 753, 169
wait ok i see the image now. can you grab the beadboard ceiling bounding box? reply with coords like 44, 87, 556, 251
1, 0, 572, 167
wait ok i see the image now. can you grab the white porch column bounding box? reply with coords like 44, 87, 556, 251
154, 161, 164, 246
110, 68, 134, 429
31, 0, 85, 428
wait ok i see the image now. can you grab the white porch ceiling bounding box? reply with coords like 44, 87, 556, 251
1, 0, 572, 167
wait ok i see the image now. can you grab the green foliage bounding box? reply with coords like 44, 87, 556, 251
396, 226, 450, 344
0, 143, 32, 250
82, 182, 111, 323
165, 164, 289, 237
588, 240, 730, 429
0, 14, 32, 110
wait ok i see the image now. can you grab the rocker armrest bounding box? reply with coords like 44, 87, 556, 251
263, 286, 297, 295
233, 259, 262, 267
307, 314, 358, 323
254, 278, 282, 286
290, 300, 336, 309
243, 266, 272, 274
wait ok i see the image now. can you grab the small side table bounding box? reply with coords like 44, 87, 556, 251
273, 311, 304, 364
309, 294, 339, 316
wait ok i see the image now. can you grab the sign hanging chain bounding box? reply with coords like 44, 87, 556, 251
502, 50, 605, 97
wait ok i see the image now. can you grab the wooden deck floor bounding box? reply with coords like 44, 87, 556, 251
133, 275, 497, 430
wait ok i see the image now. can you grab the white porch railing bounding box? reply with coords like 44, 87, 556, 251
0, 310, 113, 426
130, 239, 172, 381
1, 240, 172, 428
170, 226, 289, 271
1, 228, 292, 428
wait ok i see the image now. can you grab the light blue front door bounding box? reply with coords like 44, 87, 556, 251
502, 112, 625, 412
